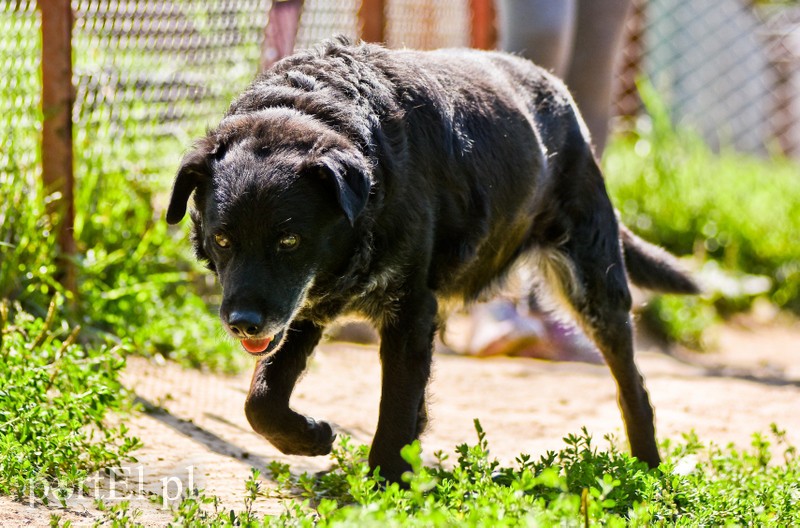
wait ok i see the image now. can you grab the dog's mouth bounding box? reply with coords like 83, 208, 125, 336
239, 329, 285, 357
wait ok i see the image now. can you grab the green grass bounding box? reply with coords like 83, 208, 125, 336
0, 297, 142, 505
83, 422, 800, 527
604, 80, 800, 344
0, 11, 250, 512
0, 134, 246, 373
0, 8, 249, 373
1, 9, 246, 510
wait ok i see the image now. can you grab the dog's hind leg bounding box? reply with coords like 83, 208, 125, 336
538, 235, 660, 466
535, 177, 661, 468
244, 319, 336, 456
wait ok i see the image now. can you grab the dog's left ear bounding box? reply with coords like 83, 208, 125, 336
166, 141, 214, 225
305, 150, 372, 225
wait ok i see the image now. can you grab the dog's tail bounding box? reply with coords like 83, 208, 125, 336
620, 224, 700, 295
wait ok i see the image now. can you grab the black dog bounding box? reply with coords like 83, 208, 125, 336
167, 37, 698, 482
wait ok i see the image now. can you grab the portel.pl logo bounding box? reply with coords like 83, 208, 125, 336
26, 464, 200, 508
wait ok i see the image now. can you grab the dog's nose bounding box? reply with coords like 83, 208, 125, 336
227, 310, 265, 338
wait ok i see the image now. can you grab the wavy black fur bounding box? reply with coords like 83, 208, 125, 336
166, 38, 698, 482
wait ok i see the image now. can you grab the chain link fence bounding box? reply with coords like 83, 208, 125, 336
296, 0, 359, 47
1, 1, 40, 182
617, 0, 800, 157
385, 0, 470, 49
71, 0, 270, 181
3, 0, 799, 203
0, 1, 41, 284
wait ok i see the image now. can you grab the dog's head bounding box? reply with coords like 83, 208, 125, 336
166, 109, 372, 356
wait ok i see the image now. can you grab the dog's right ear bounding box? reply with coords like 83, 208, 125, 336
301, 147, 372, 226
166, 143, 213, 225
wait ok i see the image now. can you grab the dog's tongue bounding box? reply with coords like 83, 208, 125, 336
241, 337, 272, 355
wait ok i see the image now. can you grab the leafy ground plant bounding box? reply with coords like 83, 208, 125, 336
86, 421, 800, 527
0, 297, 142, 505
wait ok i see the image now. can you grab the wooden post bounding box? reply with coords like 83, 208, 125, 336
260, 0, 305, 72
470, 0, 496, 50
358, 0, 385, 43
38, 0, 76, 295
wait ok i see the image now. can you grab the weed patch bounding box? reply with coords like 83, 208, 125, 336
0, 297, 141, 505
84, 422, 800, 527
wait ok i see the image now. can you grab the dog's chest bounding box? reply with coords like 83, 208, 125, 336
344, 266, 406, 323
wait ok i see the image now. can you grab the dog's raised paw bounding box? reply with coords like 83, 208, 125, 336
268, 417, 336, 457
305, 418, 336, 456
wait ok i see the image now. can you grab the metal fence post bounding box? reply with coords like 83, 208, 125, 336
38, 0, 76, 296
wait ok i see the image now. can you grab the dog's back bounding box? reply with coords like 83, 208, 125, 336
229, 39, 601, 306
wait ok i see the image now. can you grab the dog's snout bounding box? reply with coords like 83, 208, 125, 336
227, 310, 265, 338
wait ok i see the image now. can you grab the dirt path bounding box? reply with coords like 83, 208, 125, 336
3, 319, 799, 526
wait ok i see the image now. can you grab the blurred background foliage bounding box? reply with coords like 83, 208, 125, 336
605, 79, 800, 346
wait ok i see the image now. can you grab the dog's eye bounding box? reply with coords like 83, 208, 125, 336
278, 234, 300, 251
214, 233, 231, 249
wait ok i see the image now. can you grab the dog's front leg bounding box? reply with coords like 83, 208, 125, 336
369, 286, 438, 483
244, 319, 335, 456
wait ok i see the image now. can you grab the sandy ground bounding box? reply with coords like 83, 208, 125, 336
3, 317, 799, 526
